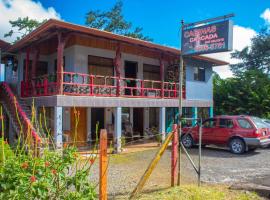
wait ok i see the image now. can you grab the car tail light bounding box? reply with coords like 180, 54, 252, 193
253, 129, 260, 137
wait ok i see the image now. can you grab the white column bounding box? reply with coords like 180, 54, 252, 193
144, 107, 149, 131
87, 107, 91, 142
159, 107, 166, 141
54, 106, 63, 149
114, 107, 122, 153
130, 107, 133, 126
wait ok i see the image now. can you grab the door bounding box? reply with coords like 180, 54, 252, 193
91, 108, 105, 140
70, 107, 87, 146
201, 118, 218, 144
124, 61, 137, 96
216, 118, 234, 145
133, 108, 144, 136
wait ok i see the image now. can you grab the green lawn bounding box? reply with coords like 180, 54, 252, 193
136, 185, 262, 200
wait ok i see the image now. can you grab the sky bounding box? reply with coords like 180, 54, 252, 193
0, 0, 270, 78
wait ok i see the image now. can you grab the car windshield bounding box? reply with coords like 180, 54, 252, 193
251, 117, 268, 128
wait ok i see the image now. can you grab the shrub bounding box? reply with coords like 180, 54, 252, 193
0, 140, 97, 200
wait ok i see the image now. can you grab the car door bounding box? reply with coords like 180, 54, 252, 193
201, 118, 218, 144
216, 118, 234, 145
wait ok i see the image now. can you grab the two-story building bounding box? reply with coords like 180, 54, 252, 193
0, 19, 227, 152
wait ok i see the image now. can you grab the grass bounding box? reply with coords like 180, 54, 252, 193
136, 185, 262, 200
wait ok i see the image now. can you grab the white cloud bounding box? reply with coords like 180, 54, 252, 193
260, 8, 270, 24
0, 0, 60, 42
206, 25, 256, 79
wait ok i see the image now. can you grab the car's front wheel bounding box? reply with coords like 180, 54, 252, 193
182, 134, 194, 148
229, 138, 246, 154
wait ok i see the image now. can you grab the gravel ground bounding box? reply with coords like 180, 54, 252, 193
88, 146, 270, 199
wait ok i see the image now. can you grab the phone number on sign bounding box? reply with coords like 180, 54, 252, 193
194, 42, 225, 52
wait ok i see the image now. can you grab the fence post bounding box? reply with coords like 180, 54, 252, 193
99, 129, 108, 200
171, 124, 178, 187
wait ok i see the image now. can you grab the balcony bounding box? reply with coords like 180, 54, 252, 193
21, 72, 186, 99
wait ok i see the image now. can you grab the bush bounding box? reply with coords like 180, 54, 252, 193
0, 140, 97, 200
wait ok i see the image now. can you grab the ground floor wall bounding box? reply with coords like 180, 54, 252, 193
34, 105, 213, 152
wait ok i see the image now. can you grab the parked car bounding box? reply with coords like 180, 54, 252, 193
181, 115, 270, 154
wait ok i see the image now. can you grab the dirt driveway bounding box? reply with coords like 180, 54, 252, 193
89, 146, 270, 199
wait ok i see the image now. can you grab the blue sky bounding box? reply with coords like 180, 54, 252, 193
38, 0, 269, 48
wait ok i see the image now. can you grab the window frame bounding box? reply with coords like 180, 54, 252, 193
194, 66, 206, 82
237, 118, 253, 129
219, 118, 234, 129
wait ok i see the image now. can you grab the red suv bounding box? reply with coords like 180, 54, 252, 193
181, 115, 270, 154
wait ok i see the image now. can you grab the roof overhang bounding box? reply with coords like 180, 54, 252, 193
7, 19, 228, 66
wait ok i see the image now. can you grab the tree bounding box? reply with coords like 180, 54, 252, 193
4, 17, 44, 42
214, 70, 270, 118
85, 0, 152, 41
230, 28, 270, 75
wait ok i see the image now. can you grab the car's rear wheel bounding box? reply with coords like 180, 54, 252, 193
182, 134, 194, 148
229, 138, 245, 154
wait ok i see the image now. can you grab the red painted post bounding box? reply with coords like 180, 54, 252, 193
25, 48, 30, 82
57, 32, 65, 95
99, 129, 108, 200
174, 83, 177, 98
171, 124, 178, 187
89, 75, 93, 96
160, 57, 164, 98
44, 78, 48, 96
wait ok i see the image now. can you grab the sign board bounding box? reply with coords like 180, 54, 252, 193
181, 20, 233, 55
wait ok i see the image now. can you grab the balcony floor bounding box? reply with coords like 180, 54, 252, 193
23, 95, 213, 108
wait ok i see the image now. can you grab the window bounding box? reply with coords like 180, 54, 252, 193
203, 118, 217, 128
219, 118, 234, 128
237, 118, 253, 129
194, 66, 205, 81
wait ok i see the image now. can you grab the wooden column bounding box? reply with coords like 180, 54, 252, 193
160, 56, 165, 98
99, 129, 108, 200
31, 48, 40, 79
114, 43, 121, 96
57, 32, 65, 95
25, 48, 30, 81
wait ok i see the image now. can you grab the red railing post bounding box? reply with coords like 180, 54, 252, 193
116, 77, 120, 97
99, 129, 108, 200
171, 124, 178, 187
44, 78, 48, 96
161, 82, 164, 98
89, 75, 93, 96
140, 80, 144, 97
174, 83, 177, 98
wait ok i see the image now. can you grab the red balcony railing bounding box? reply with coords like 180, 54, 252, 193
21, 72, 186, 99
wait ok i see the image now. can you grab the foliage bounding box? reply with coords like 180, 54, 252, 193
213, 70, 270, 118
230, 28, 270, 75
85, 0, 152, 41
0, 103, 98, 200
137, 184, 261, 200
0, 142, 97, 200
4, 17, 44, 42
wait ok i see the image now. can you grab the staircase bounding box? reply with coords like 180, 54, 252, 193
0, 82, 41, 144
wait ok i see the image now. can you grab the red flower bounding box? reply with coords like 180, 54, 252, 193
45, 161, 50, 167
21, 162, 29, 169
89, 158, 95, 165
30, 176, 36, 183
51, 169, 57, 175
63, 143, 68, 149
